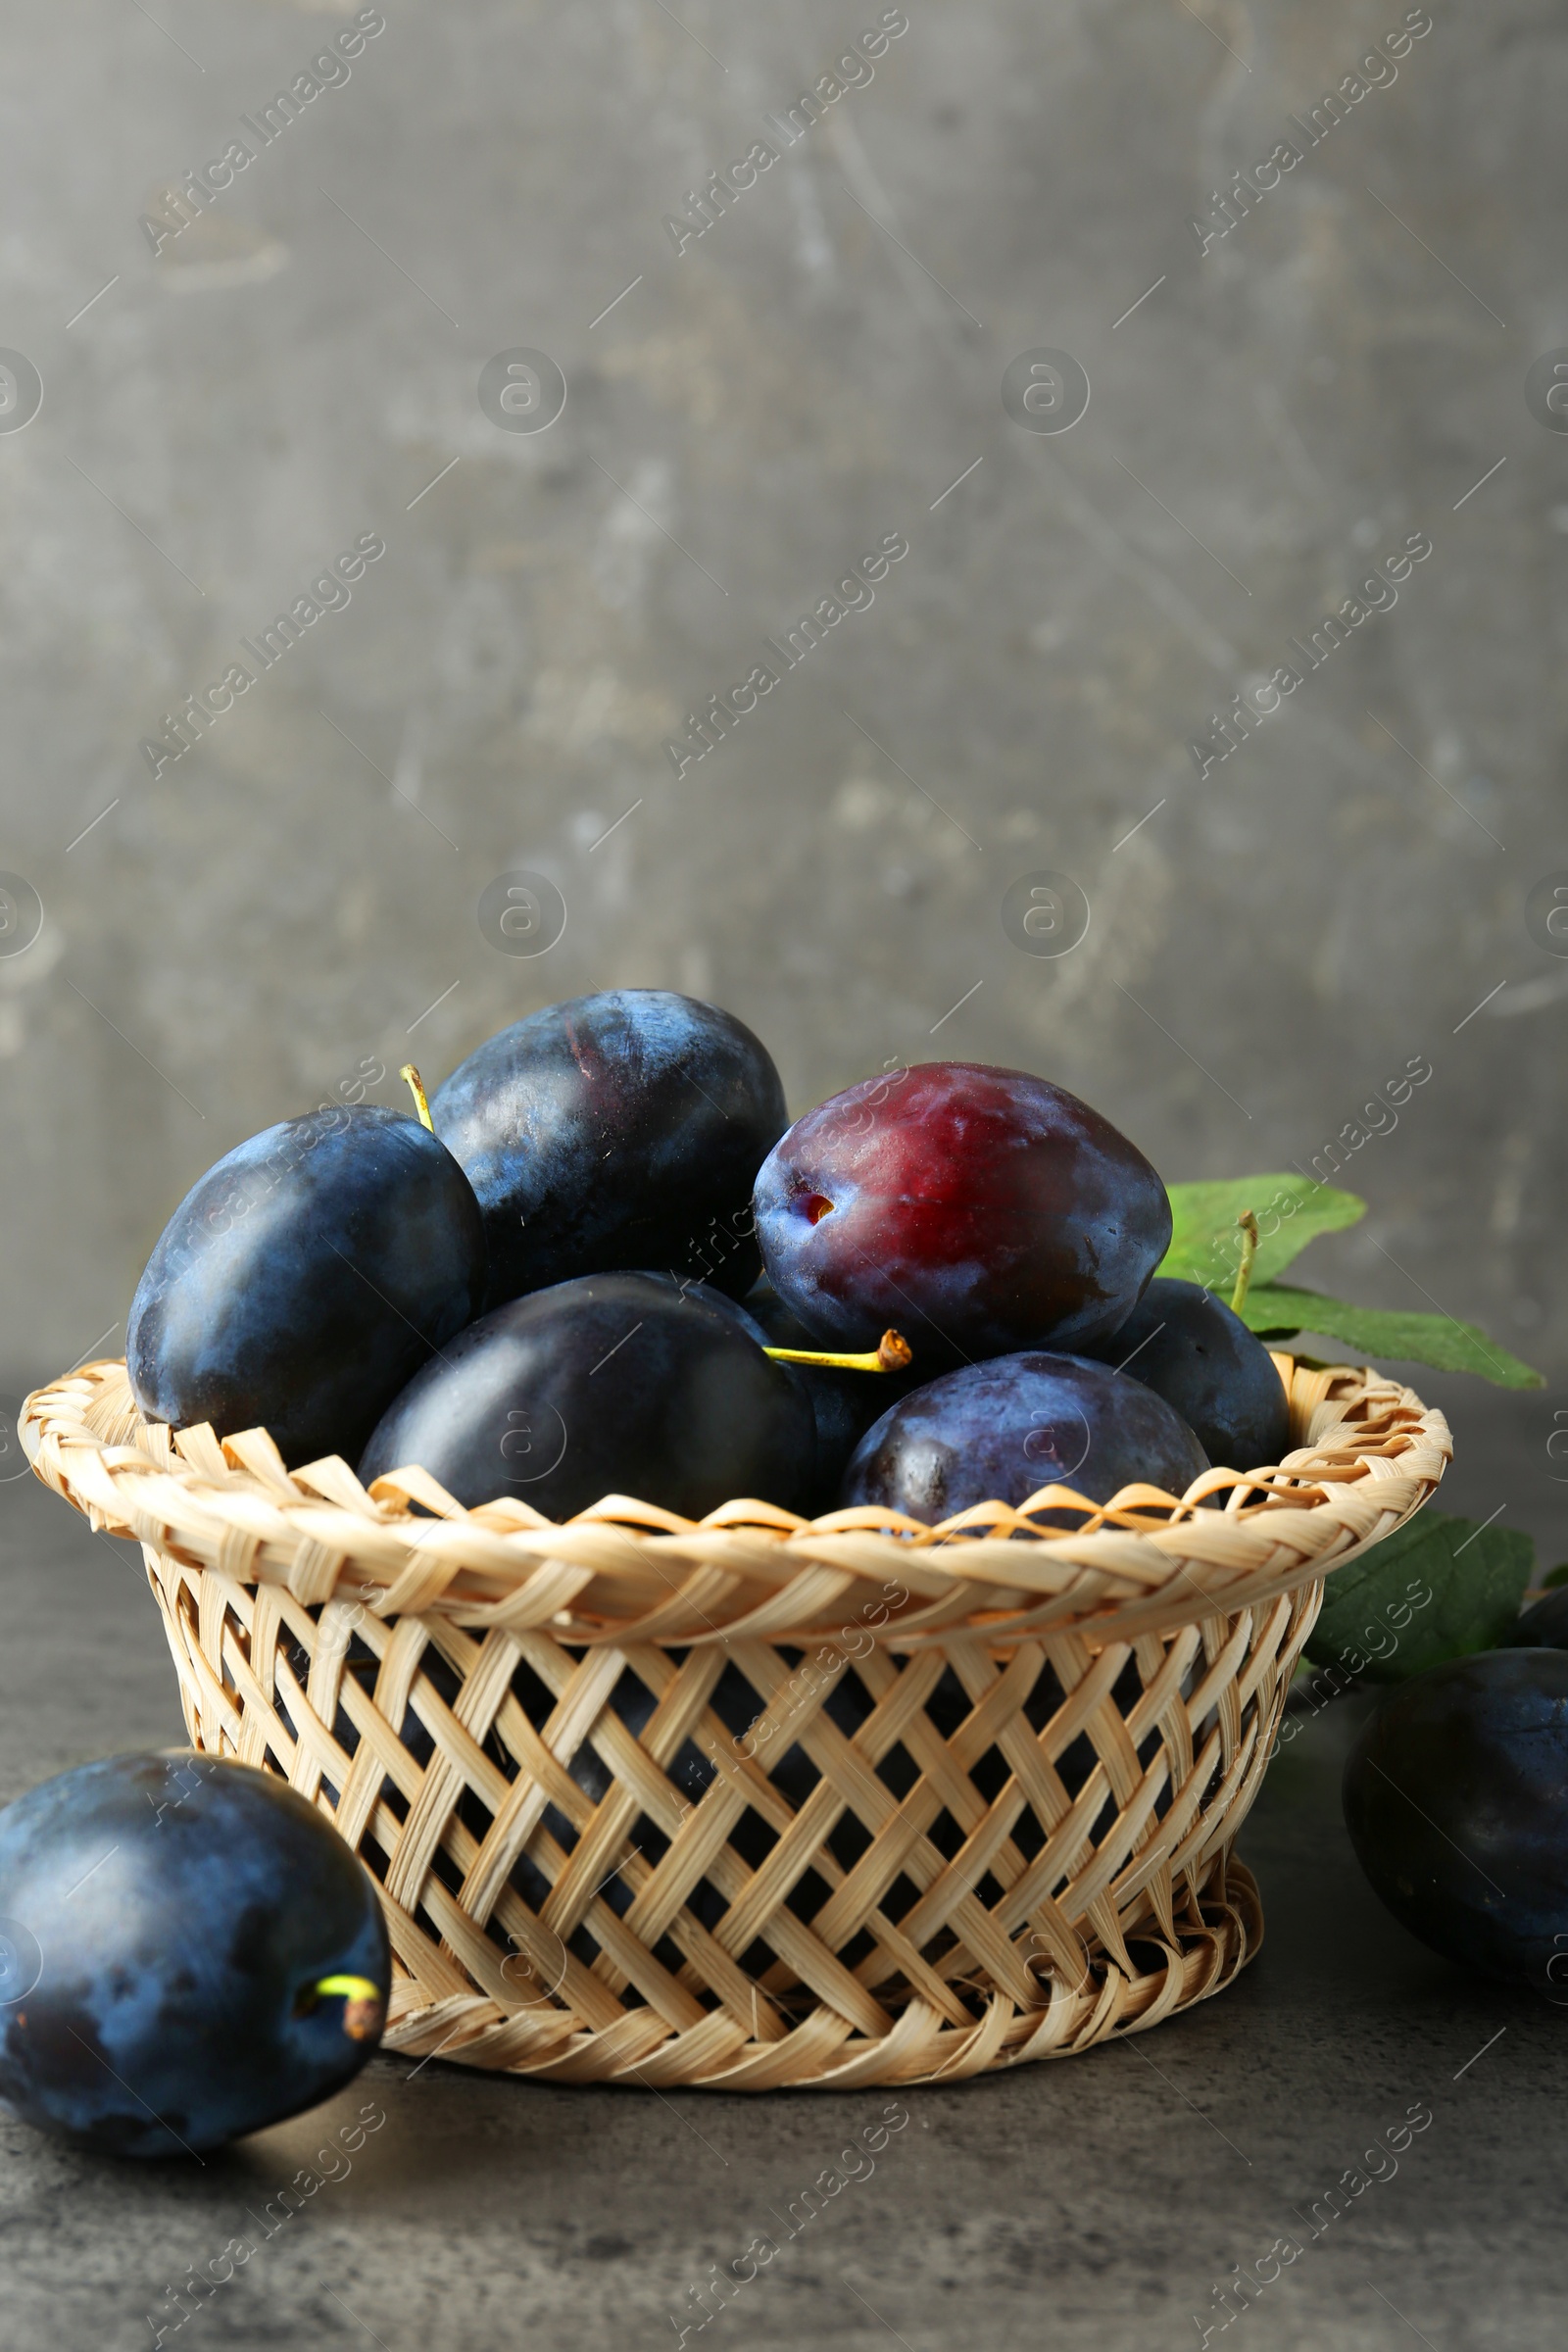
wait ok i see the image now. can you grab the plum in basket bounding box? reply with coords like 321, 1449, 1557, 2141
359, 1271, 815, 1517
128, 1103, 486, 1469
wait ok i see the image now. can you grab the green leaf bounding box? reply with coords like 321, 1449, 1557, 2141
1159, 1175, 1365, 1295
1303, 1507, 1535, 1683
1237, 1283, 1544, 1390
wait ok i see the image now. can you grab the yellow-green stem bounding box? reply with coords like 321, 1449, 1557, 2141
301, 1972, 386, 2041
312, 1974, 383, 2003
1230, 1211, 1259, 1316
400, 1063, 434, 1132
764, 1330, 912, 1374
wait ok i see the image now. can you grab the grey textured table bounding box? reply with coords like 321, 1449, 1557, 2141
4, 1419, 1564, 2352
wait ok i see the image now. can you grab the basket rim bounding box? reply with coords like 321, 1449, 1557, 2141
22, 1354, 1449, 1646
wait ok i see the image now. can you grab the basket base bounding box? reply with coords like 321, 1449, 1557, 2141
376, 1854, 1263, 2089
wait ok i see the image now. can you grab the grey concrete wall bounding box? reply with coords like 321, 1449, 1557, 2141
3, 0, 1564, 1520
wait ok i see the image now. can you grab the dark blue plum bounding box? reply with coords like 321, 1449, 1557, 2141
430, 991, 786, 1309
754, 1062, 1171, 1369
638, 1271, 769, 1345
1344, 1651, 1568, 1991
1504, 1588, 1568, 1650
128, 1104, 487, 1469
0, 1753, 388, 2156
1083, 1276, 1290, 1472
840, 1351, 1209, 1526
742, 1277, 921, 1512
359, 1270, 814, 1519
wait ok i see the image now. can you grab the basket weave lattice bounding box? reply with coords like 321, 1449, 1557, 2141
23, 1354, 1448, 2089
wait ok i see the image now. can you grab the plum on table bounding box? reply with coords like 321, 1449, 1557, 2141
839, 1350, 1208, 1526
127, 1103, 487, 1470
0, 1752, 388, 2156
1343, 1650, 1568, 1991
1502, 1588, 1568, 1650
430, 991, 786, 1309
359, 1269, 815, 1519
1083, 1275, 1290, 1473
754, 1061, 1171, 1367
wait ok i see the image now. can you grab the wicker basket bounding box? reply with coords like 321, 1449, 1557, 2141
22, 1353, 1447, 2090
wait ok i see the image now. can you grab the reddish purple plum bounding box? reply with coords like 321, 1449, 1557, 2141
753, 1063, 1171, 1366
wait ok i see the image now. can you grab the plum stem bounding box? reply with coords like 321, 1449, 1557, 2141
399, 1063, 435, 1132
312, 1974, 383, 2003
763, 1329, 912, 1374
1230, 1211, 1259, 1316
300, 1973, 386, 2041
